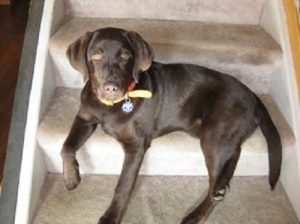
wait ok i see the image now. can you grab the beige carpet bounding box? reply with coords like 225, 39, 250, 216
33, 175, 299, 224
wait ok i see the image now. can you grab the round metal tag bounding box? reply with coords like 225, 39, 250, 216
122, 101, 134, 113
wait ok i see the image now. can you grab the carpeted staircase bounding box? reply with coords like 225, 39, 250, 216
34, 0, 298, 223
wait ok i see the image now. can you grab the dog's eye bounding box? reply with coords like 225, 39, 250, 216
92, 53, 104, 61
120, 52, 130, 60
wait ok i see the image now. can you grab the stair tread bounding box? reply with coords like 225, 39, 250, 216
50, 18, 282, 93
37, 87, 295, 175
33, 174, 300, 224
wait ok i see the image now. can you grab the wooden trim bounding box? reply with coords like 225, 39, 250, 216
284, 0, 300, 96
0, 0, 11, 5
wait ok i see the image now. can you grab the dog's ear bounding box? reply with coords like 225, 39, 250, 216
126, 31, 154, 83
67, 32, 93, 82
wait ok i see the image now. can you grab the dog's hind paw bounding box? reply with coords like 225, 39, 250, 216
213, 188, 227, 201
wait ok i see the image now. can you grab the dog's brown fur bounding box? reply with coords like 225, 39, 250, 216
62, 27, 282, 224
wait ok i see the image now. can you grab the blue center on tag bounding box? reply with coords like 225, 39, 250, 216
122, 101, 134, 113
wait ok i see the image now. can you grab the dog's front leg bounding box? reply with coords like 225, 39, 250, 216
99, 141, 146, 224
61, 114, 97, 190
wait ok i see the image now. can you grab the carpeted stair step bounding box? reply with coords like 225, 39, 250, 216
37, 88, 294, 176
50, 18, 282, 93
33, 174, 300, 224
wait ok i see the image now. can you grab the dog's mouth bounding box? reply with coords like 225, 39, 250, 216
100, 91, 125, 102
98, 88, 126, 102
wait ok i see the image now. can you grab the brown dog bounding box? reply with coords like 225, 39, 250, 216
61, 27, 282, 224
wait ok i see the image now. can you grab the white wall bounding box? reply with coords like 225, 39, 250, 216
260, 0, 300, 220
14, 0, 65, 223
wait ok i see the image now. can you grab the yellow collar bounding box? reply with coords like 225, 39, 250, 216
99, 90, 152, 106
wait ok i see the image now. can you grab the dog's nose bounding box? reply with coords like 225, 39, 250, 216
103, 81, 119, 94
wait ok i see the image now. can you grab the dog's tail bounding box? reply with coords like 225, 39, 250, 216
255, 96, 282, 190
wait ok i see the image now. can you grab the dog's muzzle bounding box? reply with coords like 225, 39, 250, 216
98, 81, 152, 106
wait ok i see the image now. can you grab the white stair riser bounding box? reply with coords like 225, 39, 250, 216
40, 128, 269, 176
65, 0, 266, 25
44, 149, 269, 176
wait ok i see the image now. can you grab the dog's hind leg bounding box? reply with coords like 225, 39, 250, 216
61, 115, 97, 190
213, 146, 241, 200
181, 136, 242, 224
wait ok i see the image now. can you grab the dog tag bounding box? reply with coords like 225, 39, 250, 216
122, 100, 134, 113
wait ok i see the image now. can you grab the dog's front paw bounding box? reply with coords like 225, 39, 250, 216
63, 159, 81, 190
98, 215, 117, 224
181, 216, 198, 224
181, 212, 207, 224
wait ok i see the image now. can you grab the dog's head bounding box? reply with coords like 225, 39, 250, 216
67, 27, 154, 102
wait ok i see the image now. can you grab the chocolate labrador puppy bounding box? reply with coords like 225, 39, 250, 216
61, 27, 282, 224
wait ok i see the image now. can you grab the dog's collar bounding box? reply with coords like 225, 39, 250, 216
99, 81, 152, 106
